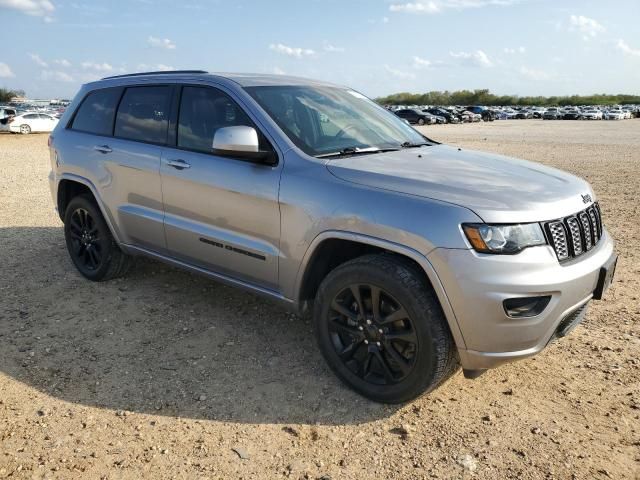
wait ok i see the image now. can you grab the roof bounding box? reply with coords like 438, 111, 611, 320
97, 70, 343, 89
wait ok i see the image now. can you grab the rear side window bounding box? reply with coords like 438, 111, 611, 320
177, 86, 254, 153
114, 86, 171, 144
71, 88, 121, 136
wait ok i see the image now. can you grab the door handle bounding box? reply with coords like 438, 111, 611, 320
166, 159, 191, 170
93, 145, 112, 154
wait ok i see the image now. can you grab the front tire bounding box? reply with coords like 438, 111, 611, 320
63, 195, 132, 281
20, 124, 31, 134
313, 254, 459, 403
417, 118, 425, 126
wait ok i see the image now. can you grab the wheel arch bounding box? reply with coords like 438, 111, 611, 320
294, 231, 467, 350
56, 174, 122, 244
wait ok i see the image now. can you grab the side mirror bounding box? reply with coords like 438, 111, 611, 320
212, 126, 277, 165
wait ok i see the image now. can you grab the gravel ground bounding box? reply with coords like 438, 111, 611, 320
0, 120, 638, 479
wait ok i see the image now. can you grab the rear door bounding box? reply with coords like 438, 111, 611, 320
160, 84, 282, 290
64, 85, 171, 253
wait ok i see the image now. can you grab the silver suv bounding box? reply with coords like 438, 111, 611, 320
48, 71, 617, 403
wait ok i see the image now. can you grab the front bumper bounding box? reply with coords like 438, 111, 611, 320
427, 231, 615, 370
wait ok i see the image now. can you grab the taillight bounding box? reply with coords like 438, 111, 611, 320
48, 135, 53, 147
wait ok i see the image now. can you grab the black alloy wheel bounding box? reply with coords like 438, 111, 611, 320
328, 283, 418, 385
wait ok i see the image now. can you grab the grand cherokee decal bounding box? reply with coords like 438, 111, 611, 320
199, 237, 266, 261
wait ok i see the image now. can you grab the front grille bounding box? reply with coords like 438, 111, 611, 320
544, 203, 604, 262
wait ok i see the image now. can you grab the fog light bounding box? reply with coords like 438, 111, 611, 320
503, 296, 551, 318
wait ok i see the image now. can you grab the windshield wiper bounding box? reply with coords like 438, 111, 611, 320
315, 146, 399, 159
400, 141, 431, 148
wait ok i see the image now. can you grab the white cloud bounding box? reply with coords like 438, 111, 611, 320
569, 15, 605, 40
504, 46, 526, 54
0, 0, 54, 18
412, 56, 431, 69
81, 61, 113, 72
0, 62, 15, 78
269, 43, 315, 58
272, 67, 286, 75
519, 66, 551, 81
450, 49, 493, 67
135, 63, 174, 72
29, 53, 48, 67
384, 65, 416, 80
53, 59, 72, 67
616, 39, 640, 57
323, 43, 345, 53
382, 16, 390, 23
390, 0, 519, 14
147, 35, 176, 50
41, 70, 74, 82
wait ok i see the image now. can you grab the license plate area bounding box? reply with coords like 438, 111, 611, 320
593, 254, 617, 300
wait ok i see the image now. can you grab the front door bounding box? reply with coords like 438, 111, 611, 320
160, 85, 282, 290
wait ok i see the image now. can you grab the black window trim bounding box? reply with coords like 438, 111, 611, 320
169, 83, 280, 167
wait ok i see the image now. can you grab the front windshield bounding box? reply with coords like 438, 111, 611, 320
245, 85, 429, 157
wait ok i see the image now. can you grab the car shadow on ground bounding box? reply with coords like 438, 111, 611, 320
0, 226, 401, 425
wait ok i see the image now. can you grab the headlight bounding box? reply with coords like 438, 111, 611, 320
462, 223, 546, 254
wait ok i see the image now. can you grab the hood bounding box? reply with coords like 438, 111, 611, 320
326, 145, 594, 223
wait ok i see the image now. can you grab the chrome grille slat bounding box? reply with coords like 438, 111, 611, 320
545, 202, 603, 262
548, 221, 569, 260
578, 212, 593, 250
566, 217, 583, 255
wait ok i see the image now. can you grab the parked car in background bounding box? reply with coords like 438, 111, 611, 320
7, 112, 59, 134
581, 109, 603, 120
563, 110, 582, 120
394, 108, 435, 125
426, 108, 460, 124
543, 108, 562, 120
604, 110, 625, 120
0, 106, 17, 132
515, 109, 533, 119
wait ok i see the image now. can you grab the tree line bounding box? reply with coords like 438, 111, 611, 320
0, 88, 26, 103
376, 89, 640, 106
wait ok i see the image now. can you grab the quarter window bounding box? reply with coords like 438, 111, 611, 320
71, 88, 121, 136
177, 86, 255, 154
114, 86, 171, 144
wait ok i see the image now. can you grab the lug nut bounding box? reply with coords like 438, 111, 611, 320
364, 340, 369, 344
376, 342, 381, 347
358, 326, 364, 331
366, 319, 372, 325
378, 329, 383, 334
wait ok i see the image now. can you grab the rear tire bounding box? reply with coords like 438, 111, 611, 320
313, 254, 459, 403
417, 118, 425, 126
63, 195, 132, 281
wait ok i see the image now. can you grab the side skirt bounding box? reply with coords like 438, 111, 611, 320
121, 244, 298, 312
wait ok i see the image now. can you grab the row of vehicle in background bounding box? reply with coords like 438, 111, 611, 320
393, 106, 494, 125
387, 104, 639, 124
0, 106, 60, 134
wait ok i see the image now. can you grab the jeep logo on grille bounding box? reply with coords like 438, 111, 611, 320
581, 194, 592, 204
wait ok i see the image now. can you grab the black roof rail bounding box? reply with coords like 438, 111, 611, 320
101, 70, 208, 80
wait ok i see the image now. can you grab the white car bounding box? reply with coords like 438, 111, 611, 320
8, 112, 59, 134
604, 110, 625, 120
581, 109, 603, 120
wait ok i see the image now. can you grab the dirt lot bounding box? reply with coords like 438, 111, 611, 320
0, 120, 638, 479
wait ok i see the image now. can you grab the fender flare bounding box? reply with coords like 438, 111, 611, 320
56, 173, 123, 244
293, 230, 467, 350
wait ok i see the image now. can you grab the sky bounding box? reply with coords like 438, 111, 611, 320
0, 0, 639, 100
